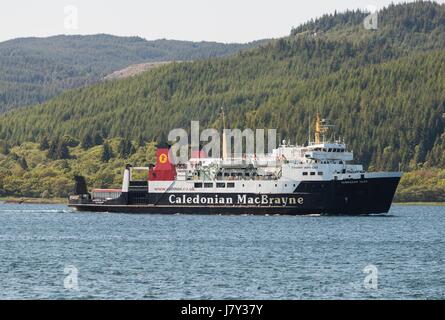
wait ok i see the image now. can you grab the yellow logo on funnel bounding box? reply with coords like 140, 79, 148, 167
159, 153, 168, 164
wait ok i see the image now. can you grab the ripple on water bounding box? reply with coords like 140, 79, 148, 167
0, 203, 443, 299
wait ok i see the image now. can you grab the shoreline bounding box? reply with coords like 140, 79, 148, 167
393, 202, 445, 206
0, 197, 444, 206
0, 197, 67, 204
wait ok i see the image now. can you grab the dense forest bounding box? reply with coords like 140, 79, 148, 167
0, 139, 156, 198
0, 1, 444, 200
0, 35, 266, 112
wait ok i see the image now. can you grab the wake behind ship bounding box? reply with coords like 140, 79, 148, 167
69, 115, 402, 215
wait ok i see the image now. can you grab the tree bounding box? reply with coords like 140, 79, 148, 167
81, 133, 93, 150
0, 140, 9, 155
93, 132, 104, 146
137, 134, 146, 148
47, 139, 59, 160
101, 141, 113, 162
56, 141, 70, 160
118, 138, 135, 158
48, 138, 70, 160
39, 136, 50, 150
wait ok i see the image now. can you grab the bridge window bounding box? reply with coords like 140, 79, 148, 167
194, 183, 203, 188
204, 183, 213, 188
303, 172, 308, 176
318, 172, 323, 176
216, 183, 226, 188
310, 172, 316, 176
227, 183, 235, 188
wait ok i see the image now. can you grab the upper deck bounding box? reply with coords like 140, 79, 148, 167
273, 142, 353, 163
175, 113, 360, 181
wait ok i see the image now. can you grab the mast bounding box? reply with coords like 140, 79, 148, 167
221, 107, 228, 160
314, 112, 329, 144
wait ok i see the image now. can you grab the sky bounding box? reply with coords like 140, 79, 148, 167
0, 0, 443, 43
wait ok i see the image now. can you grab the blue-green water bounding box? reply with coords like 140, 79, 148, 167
0, 204, 443, 299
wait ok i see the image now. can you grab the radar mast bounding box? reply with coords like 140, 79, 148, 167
314, 112, 332, 144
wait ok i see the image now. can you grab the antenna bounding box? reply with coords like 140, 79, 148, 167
221, 107, 226, 130
308, 115, 311, 146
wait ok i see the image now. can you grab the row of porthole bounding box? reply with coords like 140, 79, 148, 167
254, 184, 297, 188
195, 182, 297, 188
302, 172, 323, 176
194, 182, 236, 188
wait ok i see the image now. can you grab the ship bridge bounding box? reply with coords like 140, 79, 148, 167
272, 142, 353, 163
303, 143, 353, 162
273, 113, 354, 164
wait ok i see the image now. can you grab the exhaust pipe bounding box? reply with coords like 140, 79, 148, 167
74, 176, 88, 195
122, 165, 131, 192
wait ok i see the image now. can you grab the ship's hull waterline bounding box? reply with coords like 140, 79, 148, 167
69, 176, 401, 215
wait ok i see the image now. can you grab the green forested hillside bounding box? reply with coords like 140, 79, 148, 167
0, 34, 266, 112
2, 48, 445, 171
0, 2, 444, 200
292, 1, 445, 50
0, 139, 156, 198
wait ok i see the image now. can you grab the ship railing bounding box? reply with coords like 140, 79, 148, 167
213, 175, 278, 181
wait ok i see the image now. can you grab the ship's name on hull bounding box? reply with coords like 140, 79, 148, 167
168, 194, 304, 206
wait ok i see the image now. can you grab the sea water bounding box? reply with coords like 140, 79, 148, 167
0, 204, 443, 299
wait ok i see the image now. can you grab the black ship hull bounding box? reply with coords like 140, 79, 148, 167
68, 177, 401, 216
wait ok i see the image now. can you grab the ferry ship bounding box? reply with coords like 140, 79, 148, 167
68, 115, 402, 215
